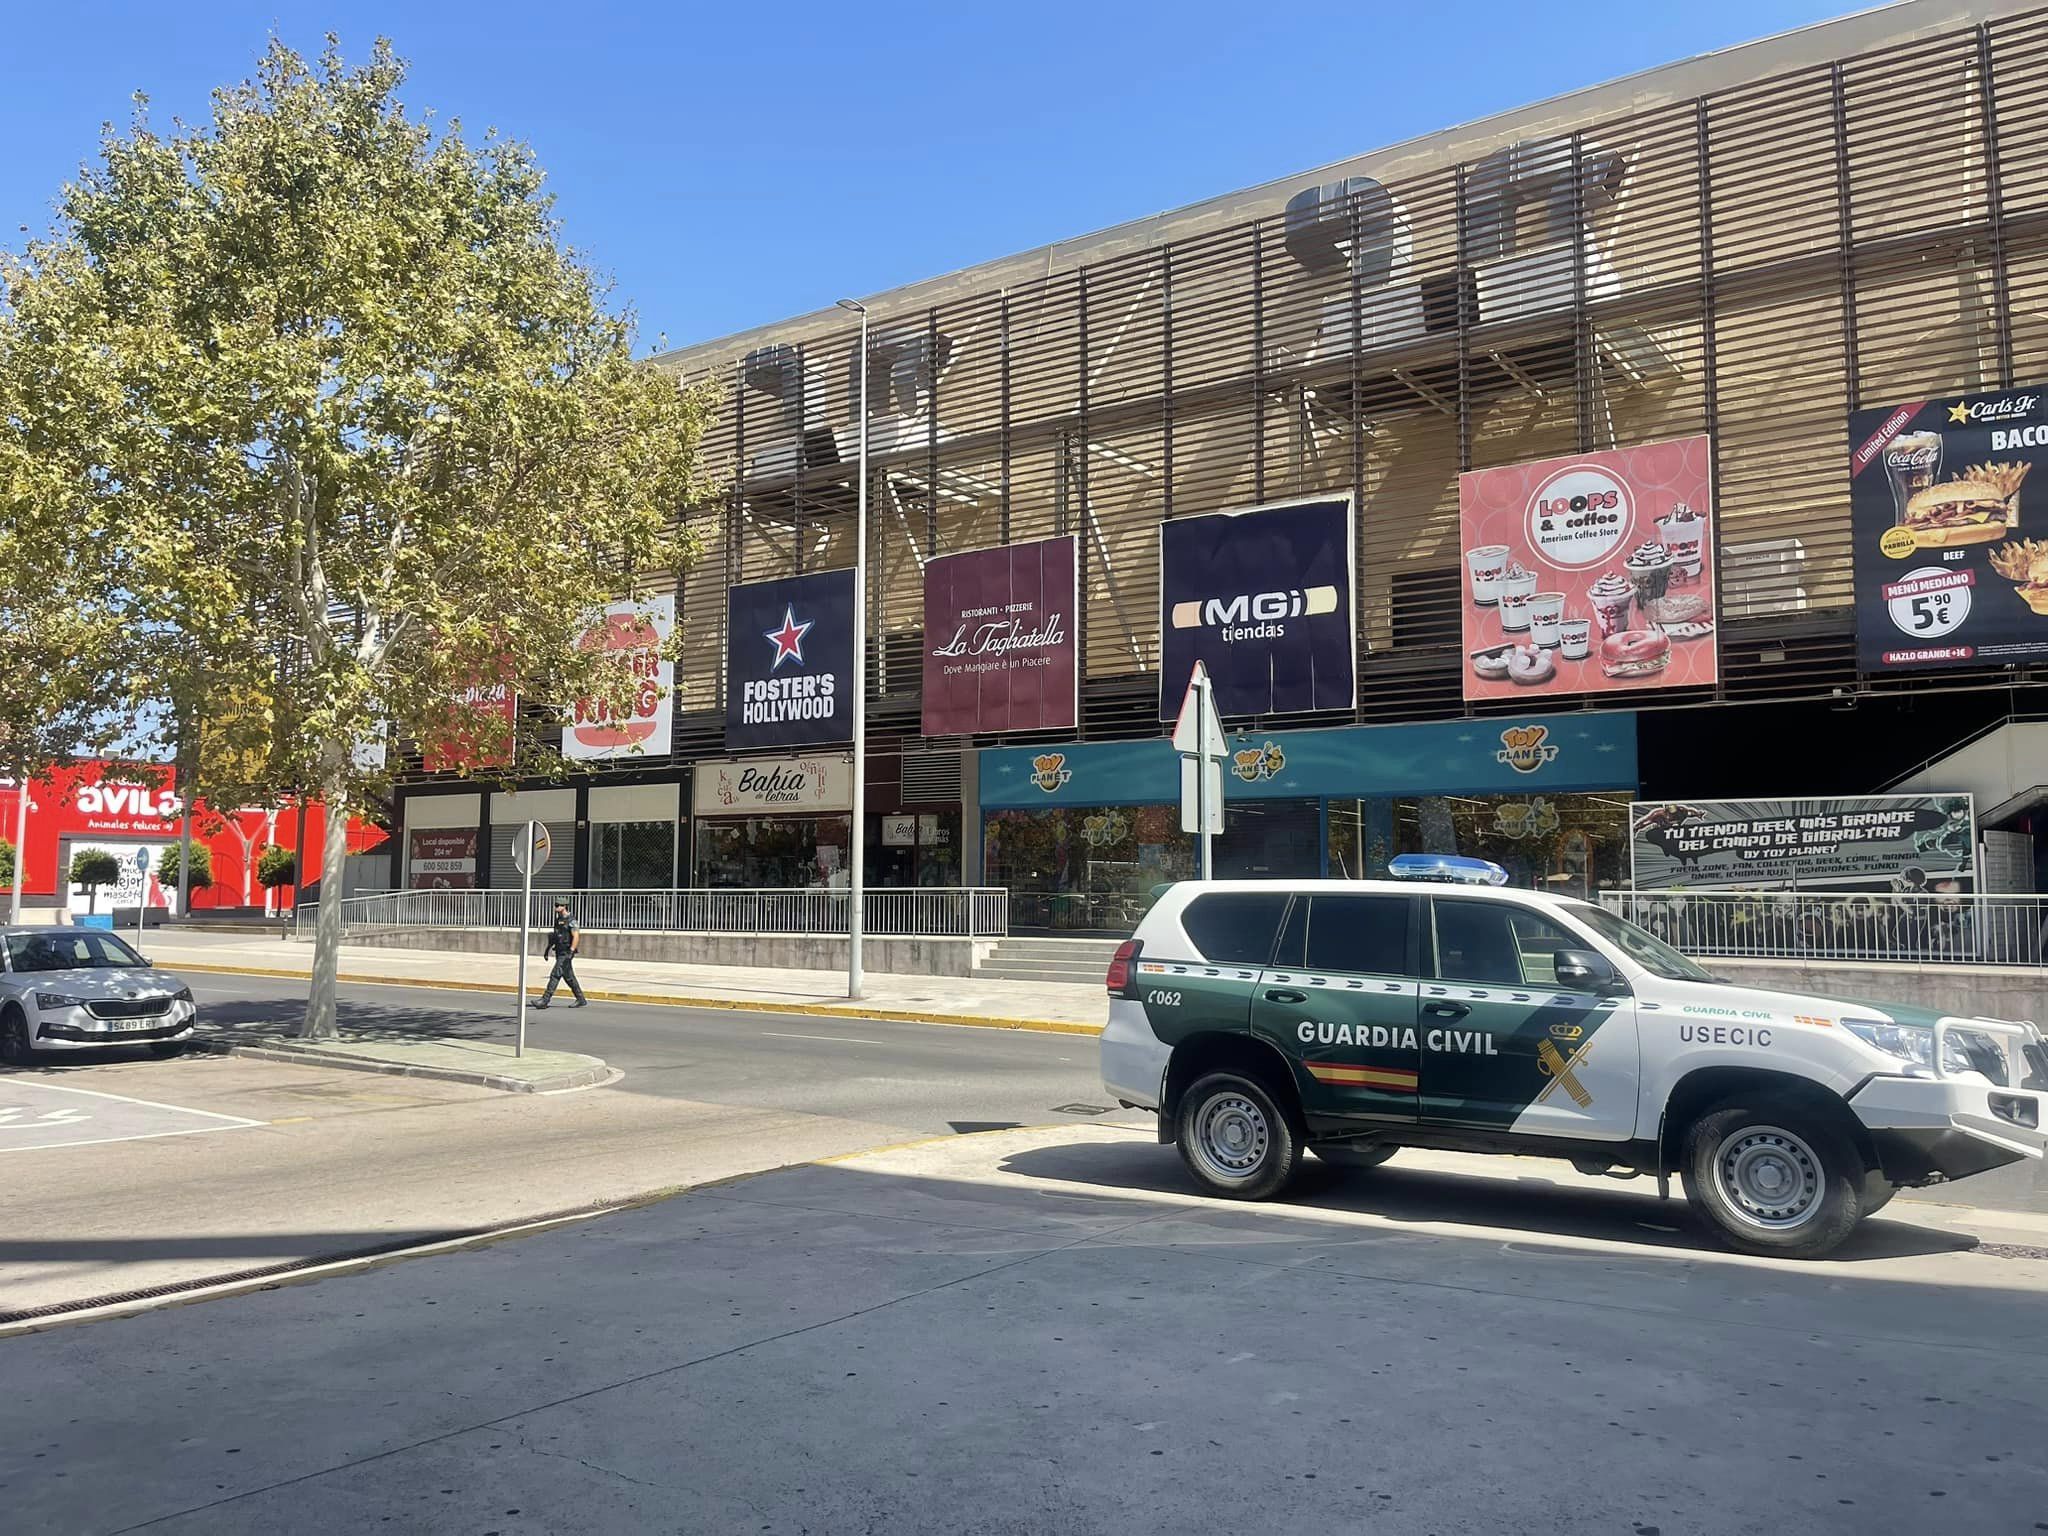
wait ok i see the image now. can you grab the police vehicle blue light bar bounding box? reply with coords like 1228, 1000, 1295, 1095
1387, 853, 1509, 886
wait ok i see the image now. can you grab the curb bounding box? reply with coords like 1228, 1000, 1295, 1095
194, 1036, 617, 1094
169, 960, 1105, 1037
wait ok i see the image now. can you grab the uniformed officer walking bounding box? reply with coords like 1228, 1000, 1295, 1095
533, 899, 588, 1009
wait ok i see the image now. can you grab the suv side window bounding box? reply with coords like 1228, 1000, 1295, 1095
1305, 895, 1412, 977
1178, 891, 1292, 967
1430, 898, 1578, 986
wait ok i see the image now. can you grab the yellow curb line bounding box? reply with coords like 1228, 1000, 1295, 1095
170, 960, 1104, 1037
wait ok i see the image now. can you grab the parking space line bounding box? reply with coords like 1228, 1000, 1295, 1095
0, 1123, 260, 1154
1, 1080, 265, 1126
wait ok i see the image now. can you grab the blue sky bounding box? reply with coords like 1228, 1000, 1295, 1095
4, 0, 1851, 350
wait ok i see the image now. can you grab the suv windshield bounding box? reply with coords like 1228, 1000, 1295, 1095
1559, 902, 1717, 983
3, 931, 148, 973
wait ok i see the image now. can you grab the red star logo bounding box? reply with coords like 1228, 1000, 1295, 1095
763, 605, 812, 670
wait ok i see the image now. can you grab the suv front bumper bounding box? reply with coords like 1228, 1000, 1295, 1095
1848, 1075, 2046, 1186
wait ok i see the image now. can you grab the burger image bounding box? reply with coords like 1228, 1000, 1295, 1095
1903, 461, 2029, 548
1599, 627, 1671, 681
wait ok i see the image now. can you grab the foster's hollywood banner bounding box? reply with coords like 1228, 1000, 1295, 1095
726, 569, 856, 750
922, 536, 1078, 736
1459, 435, 1717, 700
1158, 496, 1356, 719
1848, 383, 2046, 673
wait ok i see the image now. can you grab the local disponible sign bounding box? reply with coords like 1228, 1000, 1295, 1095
922, 536, 1078, 736
1459, 435, 1717, 701
1630, 795, 1975, 891
692, 755, 854, 816
564, 594, 674, 761
1847, 383, 2047, 673
726, 569, 856, 750
1158, 496, 1356, 719
407, 828, 479, 889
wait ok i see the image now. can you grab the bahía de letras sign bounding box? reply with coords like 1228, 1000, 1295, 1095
691, 754, 854, 816
922, 535, 1079, 736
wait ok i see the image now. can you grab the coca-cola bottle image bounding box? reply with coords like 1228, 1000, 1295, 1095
1884, 431, 1943, 520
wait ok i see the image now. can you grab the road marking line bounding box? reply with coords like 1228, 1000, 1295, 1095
0, 1123, 259, 1154
761, 1032, 887, 1046
0, 1080, 265, 1126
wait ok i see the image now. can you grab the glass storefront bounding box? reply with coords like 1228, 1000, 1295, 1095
868, 810, 962, 889
590, 819, 678, 888
978, 712, 1640, 932
693, 815, 850, 889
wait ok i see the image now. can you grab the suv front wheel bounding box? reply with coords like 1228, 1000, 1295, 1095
1681, 1100, 1866, 1259
1175, 1071, 1302, 1201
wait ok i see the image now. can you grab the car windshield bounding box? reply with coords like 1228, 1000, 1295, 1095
1559, 902, 1717, 983
3, 931, 149, 973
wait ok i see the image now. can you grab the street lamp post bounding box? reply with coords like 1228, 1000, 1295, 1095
836, 298, 870, 1001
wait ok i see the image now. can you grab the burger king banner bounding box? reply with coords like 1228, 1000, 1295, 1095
1848, 383, 2047, 674
1458, 435, 1718, 702
564, 594, 675, 761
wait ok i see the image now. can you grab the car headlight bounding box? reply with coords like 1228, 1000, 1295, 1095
172, 987, 193, 1004
1844, 1017, 2005, 1081
35, 993, 85, 1011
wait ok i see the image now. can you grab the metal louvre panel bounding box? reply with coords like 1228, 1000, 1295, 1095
660, 5, 2048, 746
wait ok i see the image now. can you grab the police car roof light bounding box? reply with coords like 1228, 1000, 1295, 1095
1388, 853, 1509, 886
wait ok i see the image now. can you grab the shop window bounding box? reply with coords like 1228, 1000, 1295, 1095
984, 805, 1194, 933
592, 820, 675, 889
1305, 894, 1411, 977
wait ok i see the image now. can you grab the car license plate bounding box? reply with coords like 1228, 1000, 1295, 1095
108, 1018, 159, 1033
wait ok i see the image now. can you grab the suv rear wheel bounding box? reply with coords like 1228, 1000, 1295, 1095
1176, 1071, 1301, 1201
1681, 1100, 1866, 1259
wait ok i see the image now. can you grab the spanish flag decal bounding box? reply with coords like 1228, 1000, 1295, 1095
1304, 1061, 1419, 1093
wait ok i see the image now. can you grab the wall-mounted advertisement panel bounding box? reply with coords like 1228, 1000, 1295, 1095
564, 594, 675, 761
726, 570, 857, 751
1849, 384, 2046, 673
1629, 795, 1975, 891
922, 536, 1078, 736
1459, 436, 1717, 701
1158, 496, 1356, 719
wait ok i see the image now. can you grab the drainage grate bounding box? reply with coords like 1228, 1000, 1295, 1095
1973, 1243, 2048, 1261
1054, 1103, 1113, 1116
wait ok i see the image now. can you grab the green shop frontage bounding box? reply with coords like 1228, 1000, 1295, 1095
979, 712, 1639, 933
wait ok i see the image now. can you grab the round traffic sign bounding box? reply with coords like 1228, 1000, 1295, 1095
511, 820, 552, 876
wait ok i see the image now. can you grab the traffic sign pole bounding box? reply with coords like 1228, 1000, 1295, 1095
1173, 662, 1227, 882
134, 847, 151, 949
511, 820, 552, 1059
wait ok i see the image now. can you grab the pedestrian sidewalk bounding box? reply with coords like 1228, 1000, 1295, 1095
148, 930, 1108, 1034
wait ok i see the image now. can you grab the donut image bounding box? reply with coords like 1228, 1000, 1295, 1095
1600, 627, 1672, 680
1506, 644, 1556, 686
1470, 645, 1513, 681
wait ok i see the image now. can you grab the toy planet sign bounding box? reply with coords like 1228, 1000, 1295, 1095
1629, 795, 1975, 891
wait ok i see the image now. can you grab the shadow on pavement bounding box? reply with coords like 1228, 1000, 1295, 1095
199, 997, 510, 1044
995, 1137, 1980, 1262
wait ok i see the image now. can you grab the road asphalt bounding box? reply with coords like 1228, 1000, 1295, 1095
5, 1123, 2048, 1535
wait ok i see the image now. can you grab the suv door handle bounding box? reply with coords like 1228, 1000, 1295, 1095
1264, 989, 1307, 1004
1423, 1001, 1470, 1020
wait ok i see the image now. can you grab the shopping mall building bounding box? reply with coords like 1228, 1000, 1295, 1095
395, 0, 2048, 930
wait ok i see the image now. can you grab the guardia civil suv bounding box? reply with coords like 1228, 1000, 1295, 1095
1100, 856, 2047, 1259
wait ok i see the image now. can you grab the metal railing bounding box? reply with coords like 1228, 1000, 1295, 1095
1601, 890, 2048, 971
329, 886, 1009, 941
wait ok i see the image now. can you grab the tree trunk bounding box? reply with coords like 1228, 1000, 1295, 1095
298, 781, 351, 1040
177, 812, 194, 918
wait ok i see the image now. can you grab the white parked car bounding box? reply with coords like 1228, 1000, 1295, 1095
0, 927, 199, 1063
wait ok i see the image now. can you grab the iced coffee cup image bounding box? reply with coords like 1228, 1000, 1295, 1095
1497, 564, 1537, 632
1465, 543, 1511, 606
1588, 570, 1633, 638
1559, 616, 1592, 660
1625, 540, 1674, 606
1657, 504, 1706, 581
1528, 591, 1565, 648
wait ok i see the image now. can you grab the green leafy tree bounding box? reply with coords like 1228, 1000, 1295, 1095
0, 838, 14, 898
70, 850, 121, 915
8, 40, 709, 1036
156, 840, 213, 894
257, 845, 297, 892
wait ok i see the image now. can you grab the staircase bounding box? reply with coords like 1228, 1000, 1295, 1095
975, 935, 1122, 985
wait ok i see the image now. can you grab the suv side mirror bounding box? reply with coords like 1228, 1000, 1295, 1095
1553, 948, 1624, 994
